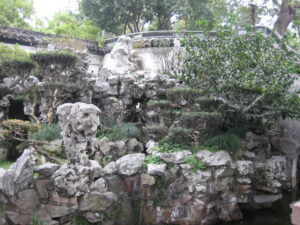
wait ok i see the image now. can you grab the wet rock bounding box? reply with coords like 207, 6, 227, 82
254, 193, 282, 204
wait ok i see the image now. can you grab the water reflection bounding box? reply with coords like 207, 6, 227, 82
220, 190, 300, 225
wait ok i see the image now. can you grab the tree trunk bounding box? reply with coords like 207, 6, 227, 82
273, 1, 298, 35
47, 88, 58, 125
30, 91, 40, 125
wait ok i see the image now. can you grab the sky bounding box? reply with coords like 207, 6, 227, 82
33, 0, 78, 20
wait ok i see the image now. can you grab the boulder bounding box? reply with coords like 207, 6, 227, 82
235, 161, 254, 176
147, 163, 166, 176
196, 150, 231, 167
116, 153, 145, 176
160, 151, 192, 164
79, 191, 118, 211
91, 178, 107, 193
34, 163, 59, 178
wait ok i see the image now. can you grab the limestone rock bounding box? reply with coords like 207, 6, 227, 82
34, 163, 59, 178
0, 148, 34, 196
265, 156, 287, 188
146, 140, 158, 154
196, 150, 231, 167
235, 161, 254, 176
147, 163, 166, 176
88, 160, 103, 179
79, 191, 118, 211
141, 174, 156, 186
103, 162, 117, 175
91, 178, 107, 193
159, 151, 192, 164
126, 138, 143, 153
116, 153, 145, 176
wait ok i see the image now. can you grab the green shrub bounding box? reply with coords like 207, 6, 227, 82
195, 97, 223, 111
29, 124, 61, 142
30, 51, 77, 67
98, 122, 141, 141
187, 155, 208, 173
205, 133, 243, 154
0, 159, 12, 170
142, 155, 163, 168
74, 215, 90, 225
30, 212, 46, 225
180, 111, 221, 129
147, 100, 172, 109
0, 58, 35, 77
169, 127, 193, 144
0, 43, 30, 61
166, 88, 203, 102
142, 125, 168, 140
162, 110, 181, 127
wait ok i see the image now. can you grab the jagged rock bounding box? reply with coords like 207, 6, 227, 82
51, 164, 93, 196
159, 151, 192, 164
116, 154, 145, 176
91, 178, 107, 193
265, 156, 287, 188
243, 151, 256, 160
147, 163, 166, 176
235, 161, 254, 176
244, 132, 271, 162
126, 138, 143, 153
15, 189, 40, 221
196, 150, 231, 167
34, 163, 59, 178
40, 195, 78, 218
146, 140, 158, 154
79, 191, 118, 211
191, 170, 212, 192
57, 102, 101, 166
42, 139, 63, 157
236, 177, 251, 184
141, 174, 156, 186
0, 147, 8, 159
88, 160, 103, 179
0, 148, 34, 196
103, 162, 117, 175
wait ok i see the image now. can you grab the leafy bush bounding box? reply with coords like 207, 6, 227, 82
98, 122, 141, 141
0, 43, 30, 61
147, 100, 172, 109
166, 88, 203, 103
154, 143, 188, 153
142, 155, 163, 168
0, 58, 35, 77
30, 212, 46, 225
179, 27, 299, 122
205, 133, 243, 155
180, 111, 221, 129
0, 159, 12, 170
162, 110, 181, 127
187, 155, 207, 173
2, 119, 40, 133
169, 127, 193, 144
29, 124, 61, 142
142, 125, 168, 140
30, 51, 77, 67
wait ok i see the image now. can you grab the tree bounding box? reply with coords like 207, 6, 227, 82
273, 0, 300, 35
0, 0, 34, 28
35, 12, 103, 42
178, 27, 299, 126
80, 0, 149, 34
30, 51, 78, 125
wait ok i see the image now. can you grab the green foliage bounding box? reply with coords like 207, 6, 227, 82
29, 124, 61, 142
142, 155, 163, 168
162, 110, 181, 127
187, 155, 207, 173
180, 111, 221, 129
153, 142, 187, 153
179, 28, 299, 122
166, 88, 203, 103
195, 97, 223, 111
74, 215, 90, 225
0, 44, 34, 77
147, 100, 172, 109
2, 119, 40, 133
205, 133, 243, 154
0, 203, 6, 212
0, 159, 12, 170
169, 126, 193, 144
142, 125, 168, 139
98, 122, 141, 141
36, 12, 103, 42
30, 212, 46, 225
30, 51, 77, 67
0, 0, 34, 28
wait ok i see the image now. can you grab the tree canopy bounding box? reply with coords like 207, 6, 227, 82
0, 0, 34, 28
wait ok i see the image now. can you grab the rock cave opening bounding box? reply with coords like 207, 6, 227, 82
8, 99, 29, 120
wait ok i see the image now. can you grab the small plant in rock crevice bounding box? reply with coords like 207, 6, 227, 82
30, 212, 46, 225
187, 155, 208, 173
142, 155, 163, 168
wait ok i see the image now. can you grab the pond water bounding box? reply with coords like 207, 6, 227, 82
220, 190, 300, 225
